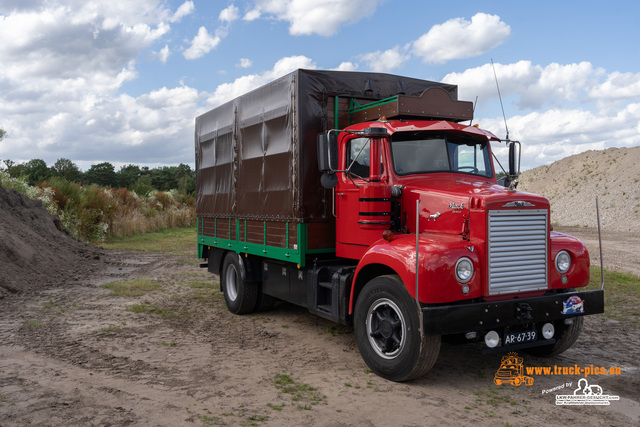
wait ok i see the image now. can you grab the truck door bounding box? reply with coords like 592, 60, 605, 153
335, 136, 387, 259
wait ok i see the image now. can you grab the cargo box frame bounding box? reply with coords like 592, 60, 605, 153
195, 69, 465, 267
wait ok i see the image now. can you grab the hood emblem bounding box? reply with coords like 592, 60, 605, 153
503, 201, 535, 208
449, 202, 464, 210
428, 212, 441, 222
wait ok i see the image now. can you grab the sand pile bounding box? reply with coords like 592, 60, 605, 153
0, 185, 104, 296
518, 146, 640, 233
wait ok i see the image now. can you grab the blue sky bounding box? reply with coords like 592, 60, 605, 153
1, 0, 638, 172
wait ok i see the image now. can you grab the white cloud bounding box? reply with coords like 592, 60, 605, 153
443, 61, 617, 111
444, 60, 640, 169
219, 5, 240, 23
360, 46, 410, 73
206, 56, 316, 107
243, 8, 261, 21
476, 101, 640, 170
413, 13, 510, 64
333, 62, 357, 71
156, 45, 170, 63
0, 1, 201, 166
183, 26, 221, 60
237, 58, 253, 68
171, 1, 194, 23
588, 71, 640, 102
254, 0, 383, 36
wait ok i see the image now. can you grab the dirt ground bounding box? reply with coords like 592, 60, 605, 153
1, 225, 639, 426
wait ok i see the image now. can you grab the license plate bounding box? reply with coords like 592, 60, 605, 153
504, 330, 537, 346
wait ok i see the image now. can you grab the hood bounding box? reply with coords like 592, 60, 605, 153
401, 175, 550, 237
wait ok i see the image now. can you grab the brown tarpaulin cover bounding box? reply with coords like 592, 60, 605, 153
195, 69, 457, 222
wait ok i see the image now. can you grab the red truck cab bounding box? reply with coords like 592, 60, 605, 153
318, 115, 601, 381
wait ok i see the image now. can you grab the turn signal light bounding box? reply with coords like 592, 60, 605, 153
382, 229, 394, 242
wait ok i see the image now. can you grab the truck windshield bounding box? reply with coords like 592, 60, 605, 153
390, 132, 493, 178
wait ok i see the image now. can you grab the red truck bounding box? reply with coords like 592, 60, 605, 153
195, 69, 604, 381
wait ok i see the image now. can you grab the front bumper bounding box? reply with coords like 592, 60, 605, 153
422, 289, 604, 336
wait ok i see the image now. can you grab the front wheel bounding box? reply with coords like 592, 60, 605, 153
354, 275, 441, 382
221, 252, 258, 314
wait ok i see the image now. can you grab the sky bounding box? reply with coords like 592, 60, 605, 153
0, 0, 639, 172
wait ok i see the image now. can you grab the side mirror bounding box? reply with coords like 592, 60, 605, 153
508, 141, 520, 177
317, 132, 338, 172
320, 172, 338, 189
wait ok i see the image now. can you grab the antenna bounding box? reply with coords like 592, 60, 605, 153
491, 59, 509, 140
470, 95, 478, 126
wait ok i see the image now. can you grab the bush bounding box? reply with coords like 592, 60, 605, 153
0, 172, 195, 242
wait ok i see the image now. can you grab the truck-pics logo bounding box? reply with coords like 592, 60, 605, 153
493, 352, 534, 386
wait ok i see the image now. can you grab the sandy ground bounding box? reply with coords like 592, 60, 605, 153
1, 228, 639, 426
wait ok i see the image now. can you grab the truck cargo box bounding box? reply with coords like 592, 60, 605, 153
195, 69, 463, 265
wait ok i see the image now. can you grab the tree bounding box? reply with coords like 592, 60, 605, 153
117, 164, 142, 188
178, 174, 196, 195
84, 162, 118, 187
0, 128, 6, 141
2, 159, 25, 178
23, 159, 51, 185
150, 166, 177, 191
131, 174, 154, 196
51, 158, 82, 182
175, 163, 192, 179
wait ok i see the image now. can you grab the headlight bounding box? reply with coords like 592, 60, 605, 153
555, 251, 571, 274
455, 257, 474, 283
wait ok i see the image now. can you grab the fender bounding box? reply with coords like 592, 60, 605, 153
349, 233, 482, 313
549, 231, 590, 289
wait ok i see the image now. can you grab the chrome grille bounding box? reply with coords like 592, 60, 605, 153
488, 209, 548, 295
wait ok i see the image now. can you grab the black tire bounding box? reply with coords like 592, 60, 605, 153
525, 316, 584, 357
221, 252, 258, 314
254, 291, 276, 312
354, 275, 441, 382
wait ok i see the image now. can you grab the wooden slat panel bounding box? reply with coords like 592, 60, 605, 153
201, 217, 215, 237
246, 220, 263, 245
215, 218, 229, 240
266, 222, 287, 248
288, 225, 298, 249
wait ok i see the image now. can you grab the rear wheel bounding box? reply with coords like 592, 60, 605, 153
221, 252, 258, 314
354, 275, 440, 382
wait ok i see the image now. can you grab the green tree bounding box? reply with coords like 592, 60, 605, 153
150, 166, 177, 191
0, 128, 6, 141
51, 158, 82, 182
117, 164, 142, 188
23, 159, 51, 185
178, 174, 196, 195
84, 162, 118, 187
131, 174, 154, 196
2, 159, 25, 178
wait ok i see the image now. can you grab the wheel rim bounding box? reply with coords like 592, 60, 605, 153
225, 263, 239, 301
366, 298, 407, 359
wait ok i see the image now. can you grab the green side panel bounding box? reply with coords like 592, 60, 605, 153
197, 222, 334, 268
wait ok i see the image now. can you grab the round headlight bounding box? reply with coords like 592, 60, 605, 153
555, 251, 571, 274
455, 257, 474, 284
